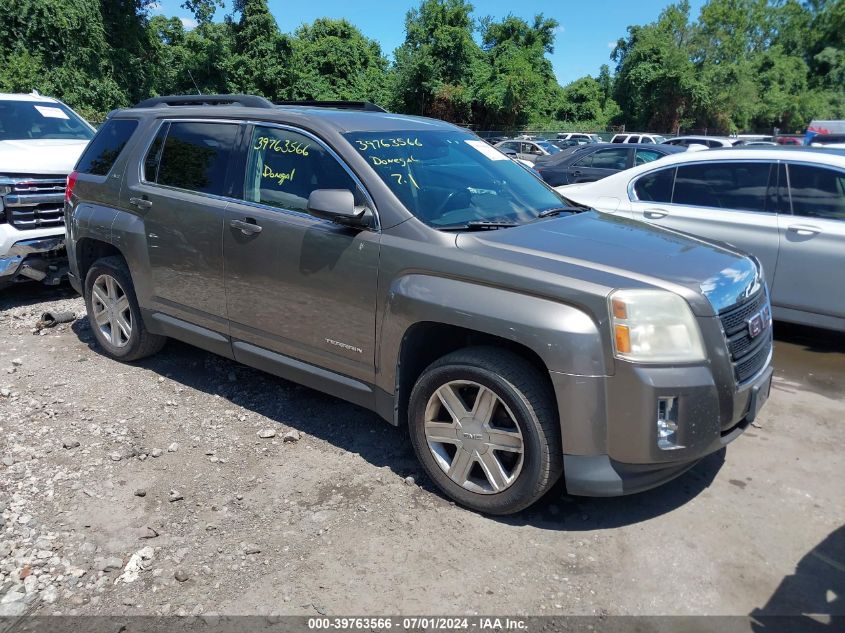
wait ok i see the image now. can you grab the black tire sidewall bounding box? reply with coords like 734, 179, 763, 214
409, 362, 551, 515
83, 259, 144, 361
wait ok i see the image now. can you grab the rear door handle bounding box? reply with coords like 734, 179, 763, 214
129, 197, 152, 209
644, 210, 668, 219
230, 218, 262, 235
788, 224, 820, 237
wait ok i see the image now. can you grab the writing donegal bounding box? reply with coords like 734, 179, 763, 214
263, 165, 295, 186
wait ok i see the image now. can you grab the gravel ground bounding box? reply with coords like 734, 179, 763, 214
1, 284, 843, 619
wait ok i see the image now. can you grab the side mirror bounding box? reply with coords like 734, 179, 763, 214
307, 189, 371, 227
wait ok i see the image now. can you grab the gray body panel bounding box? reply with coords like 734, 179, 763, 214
66, 104, 774, 498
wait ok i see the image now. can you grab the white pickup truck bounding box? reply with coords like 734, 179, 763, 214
0, 93, 94, 289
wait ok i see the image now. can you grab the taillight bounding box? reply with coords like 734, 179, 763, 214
65, 170, 78, 204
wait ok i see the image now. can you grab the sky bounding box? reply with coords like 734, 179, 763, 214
153, 0, 709, 85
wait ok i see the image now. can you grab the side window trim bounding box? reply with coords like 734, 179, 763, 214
241, 120, 379, 229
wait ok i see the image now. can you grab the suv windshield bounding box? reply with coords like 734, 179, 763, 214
344, 130, 566, 228
0, 100, 94, 141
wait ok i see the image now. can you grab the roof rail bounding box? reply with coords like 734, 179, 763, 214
274, 100, 387, 113
133, 94, 274, 109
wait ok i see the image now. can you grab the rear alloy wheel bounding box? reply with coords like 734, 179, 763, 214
90, 273, 133, 348
409, 347, 562, 515
83, 256, 165, 361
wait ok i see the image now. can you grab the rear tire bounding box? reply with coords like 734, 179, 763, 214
83, 256, 165, 361
408, 347, 562, 515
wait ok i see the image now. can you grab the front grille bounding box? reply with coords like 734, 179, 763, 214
719, 290, 772, 384
1, 175, 66, 230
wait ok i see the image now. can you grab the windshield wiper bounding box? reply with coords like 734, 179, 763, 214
536, 206, 584, 219
438, 221, 520, 231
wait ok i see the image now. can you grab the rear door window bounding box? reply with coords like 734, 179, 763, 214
150, 121, 240, 196
633, 168, 675, 203
76, 119, 138, 176
787, 164, 845, 221
591, 148, 630, 170
672, 162, 773, 212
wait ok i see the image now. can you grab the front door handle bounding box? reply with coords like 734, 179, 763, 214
788, 224, 821, 237
644, 210, 668, 219
230, 218, 262, 235
129, 197, 152, 209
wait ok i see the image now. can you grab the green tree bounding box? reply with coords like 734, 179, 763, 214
475, 14, 560, 128
391, 0, 480, 121
289, 18, 389, 105
0, 0, 128, 119
612, 1, 705, 132
226, 0, 293, 99
556, 76, 619, 129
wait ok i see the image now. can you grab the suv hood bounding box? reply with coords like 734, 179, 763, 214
0, 139, 89, 175
456, 211, 758, 315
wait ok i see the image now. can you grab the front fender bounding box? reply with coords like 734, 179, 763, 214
376, 274, 609, 396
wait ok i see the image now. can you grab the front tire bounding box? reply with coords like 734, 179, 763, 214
408, 347, 562, 515
83, 256, 165, 361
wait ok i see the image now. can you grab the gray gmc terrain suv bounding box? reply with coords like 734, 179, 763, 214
65, 95, 774, 514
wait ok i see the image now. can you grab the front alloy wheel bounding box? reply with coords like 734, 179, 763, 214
424, 380, 524, 494
408, 347, 562, 515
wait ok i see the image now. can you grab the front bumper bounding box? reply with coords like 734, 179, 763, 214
552, 352, 774, 497
0, 235, 67, 285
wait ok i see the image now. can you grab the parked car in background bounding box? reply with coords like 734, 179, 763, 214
805, 120, 845, 145
776, 136, 803, 146
535, 143, 684, 186
494, 139, 561, 163
557, 132, 601, 144
66, 94, 772, 514
0, 92, 94, 289
610, 133, 667, 144
809, 134, 845, 148
551, 139, 583, 149
663, 136, 743, 149
497, 146, 536, 169
556, 147, 845, 331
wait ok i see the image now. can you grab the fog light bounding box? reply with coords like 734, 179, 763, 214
657, 397, 683, 450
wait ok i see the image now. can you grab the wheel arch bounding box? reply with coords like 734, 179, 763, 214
75, 237, 125, 284
376, 274, 609, 426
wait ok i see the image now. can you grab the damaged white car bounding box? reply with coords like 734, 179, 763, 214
0, 92, 94, 289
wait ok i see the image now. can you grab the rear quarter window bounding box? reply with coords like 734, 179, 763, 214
634, 168, 675, 202
75, 119, 139, 176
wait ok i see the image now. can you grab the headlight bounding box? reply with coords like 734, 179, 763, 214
609, 289, 706, 363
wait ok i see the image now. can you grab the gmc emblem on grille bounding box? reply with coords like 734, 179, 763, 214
747, 306, 771, 339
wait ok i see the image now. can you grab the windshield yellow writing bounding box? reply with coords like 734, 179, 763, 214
356, 137, 423, 152
371, 155, 419, 168
254, 136, 310, 156
263, 165, 296, 186
390, 172, 420, 189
